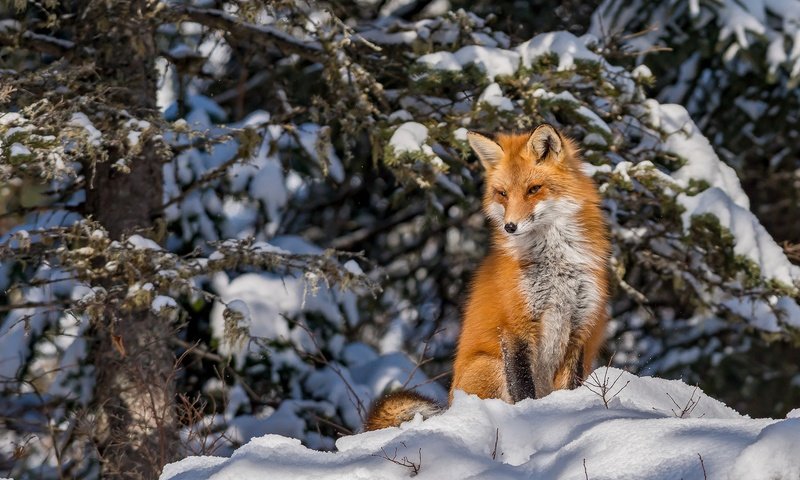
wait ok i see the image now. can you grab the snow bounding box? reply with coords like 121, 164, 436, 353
776, 296, 800, 328
645, 101, 751, 210
343, 260, 364, 275
417, 46, 520, 80
388, 122, 428, 153
247, 135, 287, 230
516, 31, 601, 71
151, 295, 178, 313
590, 0, 800, 82
10, 142, 31, 158
632, 64, 653, 81
124, 118, 151, 147
296, 123, 345, 182
126, 234, 162, 250
360, 29, 419, 45
477, 83, 514, 111
730, 419, 800, 480
0, 297, 50, 383
161, 368, 798, 480
679, 187, 800, 287
210, 236, 360, 362
68, 112, 102, 146
210, 272, 293, 358
533, 89, 611, 134
0, 280, 59, 384
417, 51, 462, 71
348, 352, 447, 403
223, 402, 307, 450
718, 1, 766, 50
453, 46, 520, 80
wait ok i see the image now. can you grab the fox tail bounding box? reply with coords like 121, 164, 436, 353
364, 390, 442, 431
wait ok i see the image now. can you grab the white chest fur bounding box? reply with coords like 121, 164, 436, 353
508, 199, 604, 394
506, 199, 603, 323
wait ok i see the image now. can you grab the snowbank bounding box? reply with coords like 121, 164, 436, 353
161, 368, 798, 480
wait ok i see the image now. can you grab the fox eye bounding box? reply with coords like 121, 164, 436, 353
496, 189, 507, 197
528, 185, 542, 195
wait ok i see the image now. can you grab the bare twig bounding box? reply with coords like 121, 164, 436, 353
160, 151, 248, 211
168, 6, 325, 62
0, 30, 75, 57
698, 453, 707, 480
291, 318, 368, 423
373, 446, 422, 476
583, 357, 630, 409
213, 71, 270, 104
666, 387, 702, 418
782, 241, 800, 263
491, 428, 500, 460
171, 338, 226, 363
584, 458, 589, 480
309, 413, 354, 436
401, 327, 444, 389
0, 300, 71, 313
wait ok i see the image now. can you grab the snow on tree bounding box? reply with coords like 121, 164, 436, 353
0, 1, 798, 478
591, 0, 800, 244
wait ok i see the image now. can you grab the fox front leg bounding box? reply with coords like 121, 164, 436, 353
502, 338, 536, 402
554, 340, 585, 390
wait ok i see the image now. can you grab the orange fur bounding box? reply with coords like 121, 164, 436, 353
365, 125, 611, 430
451, 126, 611, 401
363, 390, 441, 431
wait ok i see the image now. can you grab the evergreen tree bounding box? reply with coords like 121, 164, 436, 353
0, 1, 797, 478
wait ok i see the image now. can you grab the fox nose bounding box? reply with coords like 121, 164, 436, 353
504, 222, 517, 233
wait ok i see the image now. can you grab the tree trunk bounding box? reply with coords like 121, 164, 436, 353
76, 1, 178, 478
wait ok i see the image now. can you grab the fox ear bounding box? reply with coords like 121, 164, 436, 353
467, 131, 503, 169
528, 124, 563, 162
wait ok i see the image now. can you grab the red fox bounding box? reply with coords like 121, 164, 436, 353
364, 125, 611, 430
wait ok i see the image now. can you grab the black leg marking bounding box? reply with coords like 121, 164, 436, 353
503, 340, 536, 402
570, 348, 585, 389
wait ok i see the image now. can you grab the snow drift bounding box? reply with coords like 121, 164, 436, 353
160, 368, 799, 480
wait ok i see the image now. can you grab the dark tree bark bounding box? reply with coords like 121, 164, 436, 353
76, 1, 177, 478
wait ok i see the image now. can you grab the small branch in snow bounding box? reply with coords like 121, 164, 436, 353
583, 358, 630, 409
698, 453, 707, 479
666, 387, 702, 418
491, 428, 500, 460
584, 458, 589, 480
373, 446, 422, 476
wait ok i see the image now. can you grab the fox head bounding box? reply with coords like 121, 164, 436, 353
468, 124, 590, 238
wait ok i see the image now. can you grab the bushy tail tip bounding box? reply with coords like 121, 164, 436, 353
363, 390, 442, 431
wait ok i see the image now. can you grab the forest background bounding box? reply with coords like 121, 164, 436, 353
1, 0, 799, 478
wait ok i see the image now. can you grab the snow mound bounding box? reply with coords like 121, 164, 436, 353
730, 419, 800, 480
161, 368, 795, 480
